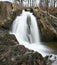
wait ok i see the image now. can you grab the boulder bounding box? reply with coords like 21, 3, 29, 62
0, 1, 22, 30
0, 27, 18, 45
0, 45, 46, 65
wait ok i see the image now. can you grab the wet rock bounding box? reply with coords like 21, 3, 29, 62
44, 55, 57, 65
6, 45, 45, 65
0, 27, 18, 46
0, 43, 46, 65
0, 34, 18, 45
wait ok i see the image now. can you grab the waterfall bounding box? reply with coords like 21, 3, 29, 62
11, 10, 52, 56
12, 10, 39, 43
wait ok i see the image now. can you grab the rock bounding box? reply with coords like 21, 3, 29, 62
0, 30, 46, 65
0, 1, 12, 20
48, 7, 57, 17
0, 1, 22, 30
33, 8, 57, 42
0, 1, 12, 30
24, 8, 33, 12
0, 44, 46, 65
11, 57, 16, 62
0, 33, 18, 45
44, 55, 56, 65
0, 27, 18, 45
0, 26, 46, 64
12, 3, 22, 16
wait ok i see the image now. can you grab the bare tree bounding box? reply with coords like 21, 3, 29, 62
39, 0, 43, 8
54, 0, 57, 8
45, 0, 49, 11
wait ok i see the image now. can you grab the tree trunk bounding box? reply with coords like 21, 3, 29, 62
54, 0, 56, 8
46, 0, 48, 12
39, 0, 42, 8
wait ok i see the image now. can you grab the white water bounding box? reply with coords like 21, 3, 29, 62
12, 10, 39, 43
10, 10, 53, 56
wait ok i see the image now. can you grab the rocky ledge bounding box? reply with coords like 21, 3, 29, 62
33, 8, 57, 42
0, 27, 47, 65
0, 1, 22, 30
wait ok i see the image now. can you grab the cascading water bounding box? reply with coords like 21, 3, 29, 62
11, 10, 57, 62
12, 10, 39, 43
11, 10, 51, 55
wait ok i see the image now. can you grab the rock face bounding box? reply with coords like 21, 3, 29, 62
0, 1, 22, 30
48, 7, 57, 17
0, 2, 11, 29
0, 27, 18, 45
0, 1, 12, 20
33, 8, 57, 42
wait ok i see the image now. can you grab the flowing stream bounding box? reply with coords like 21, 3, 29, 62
10, 10, 57, 65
